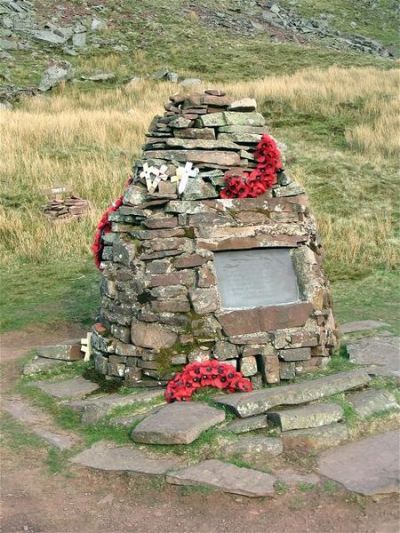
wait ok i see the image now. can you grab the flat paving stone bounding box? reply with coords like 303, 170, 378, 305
215, 370, 370, 417
274, 469, 320, 487
131, 402, 225, 444
23, 357, 68, 376
67, 389, 164, 424
346, 389, 399, 419
347, 335, 400, 379
70, 440, 182, 475
318, 430, 400, 496
282, 423, 348, 451
223, 436, 283, 458
2, 396, 79, 450
167, 459, 276, 497
32, 376, 99, 400
340, 320, 390, 334
224, 415, 268, 434
268, 403, 343, 431
36, 342, 83, 361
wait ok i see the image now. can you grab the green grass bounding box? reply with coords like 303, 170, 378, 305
0, 413, 44, 450
0, 259, 99, 333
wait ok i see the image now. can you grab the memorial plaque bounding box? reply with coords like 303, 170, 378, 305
214, 249, 300, 310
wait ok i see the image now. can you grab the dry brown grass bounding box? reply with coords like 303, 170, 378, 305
0, 67, 399, 277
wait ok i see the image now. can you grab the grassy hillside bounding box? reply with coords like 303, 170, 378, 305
2, 0, 398, 90
1, 67, 399, 333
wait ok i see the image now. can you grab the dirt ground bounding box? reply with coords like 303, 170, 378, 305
1, 325, 399, 533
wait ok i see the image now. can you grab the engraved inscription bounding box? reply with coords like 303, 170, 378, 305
214, 249, 300, 309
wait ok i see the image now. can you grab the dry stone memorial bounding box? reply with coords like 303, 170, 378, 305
91, 89, 339, 389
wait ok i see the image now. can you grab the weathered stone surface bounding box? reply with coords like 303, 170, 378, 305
228, 98, 257, 112
144, 149, 241, 166
150, 270, 195, 287
182, 178, 218, 201
274, 469, 320, 487
68, 390, 164, 424
216, 303, 313, 337
131, 322, 177, 350
215, 370, 370, 417
280, 362, 296, 380
347, 335, 400, 379
167, 459, 276, 497
23, 357, 68, 375
131, 402, 225, 444
224, 111, 265, 126
218, 132, 262, 143
70, 441, 182, 474
189, 288, 219, 315
279, 347, 311, 362
318, 430, 400, 495
223, 436, 283, 458
174, 128, 215, 139
2, 397, 79, 450
200, 113, 227, 127
346, 389, 399, 418
224, 415, 268, 434
282, 423, 348, 451
213, 341, 239, 360
268, 403, 343, 431
32, 377, 99, 400
261, 354, 280, 384
340, 320, 390, 334
38, 61, 73, 91
165, 138, 241, 151
240, 356, 258, 377
36, 343, 82, 361
174, 254, 207, 269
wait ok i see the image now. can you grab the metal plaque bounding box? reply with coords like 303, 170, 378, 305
214, 248, 300, 310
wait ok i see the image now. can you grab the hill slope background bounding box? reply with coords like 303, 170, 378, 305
0, 1, 399, 335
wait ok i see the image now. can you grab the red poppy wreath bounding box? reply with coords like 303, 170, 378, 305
220, 134, 282, 199
165, 360, 253, 403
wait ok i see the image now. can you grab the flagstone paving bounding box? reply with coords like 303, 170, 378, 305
223, 414, 268, 434
131, 402, 225, 444
32, 376, 100, 400
167, 459, 276, 497
273, 469, 320, 487
347, 335, 400, 380
318, 430, 400, 496
67, 389, 164, 424
282, 423, 348, 451
346, 389, 399, 419
215, 370, 370, 417
70, 440, 184, 475
223, 436, 283, 459
268, 403, 343, 431
2, 396, 80, 450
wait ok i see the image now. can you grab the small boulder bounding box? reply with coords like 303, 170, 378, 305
39, 61, 73, 92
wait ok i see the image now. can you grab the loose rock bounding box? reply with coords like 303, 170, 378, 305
268, 403, 343, 431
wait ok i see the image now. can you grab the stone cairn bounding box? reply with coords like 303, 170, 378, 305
42, 193, 90, 221
92, 90, 338, 388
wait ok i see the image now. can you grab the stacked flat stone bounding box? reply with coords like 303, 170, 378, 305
42, 195, 90, 220
92, 90, 338, 386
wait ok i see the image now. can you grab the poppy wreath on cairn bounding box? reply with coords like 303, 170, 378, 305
165, 360, 253, 403
90, 89, 338, 388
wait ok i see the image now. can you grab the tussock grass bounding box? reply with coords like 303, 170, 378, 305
0, 66, 399, 330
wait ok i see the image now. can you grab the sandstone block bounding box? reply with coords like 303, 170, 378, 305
131, 322, 177, 350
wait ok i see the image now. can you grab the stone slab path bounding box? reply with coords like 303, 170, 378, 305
274, 469, 320, 487
347, 335, 400, 379
346, 389, 399, 419
224, 414, 268, 434
215, 370, 370, 417
167, 459, 276, 497
67, 389, 164, 424
318, 430, 400, 496
223, 436, 283, 459
132, 402, 225, 444
282, 423, 348, 451
32, 376, 99, 400
340, 320, 390, 334
2, 396, 80, 450
70, 440, 183, 475
268, 403, 343, 431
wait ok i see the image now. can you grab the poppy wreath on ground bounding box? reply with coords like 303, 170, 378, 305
220, 134, 282, 199
92, 177, 132, 269
165, 359, 253, 403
